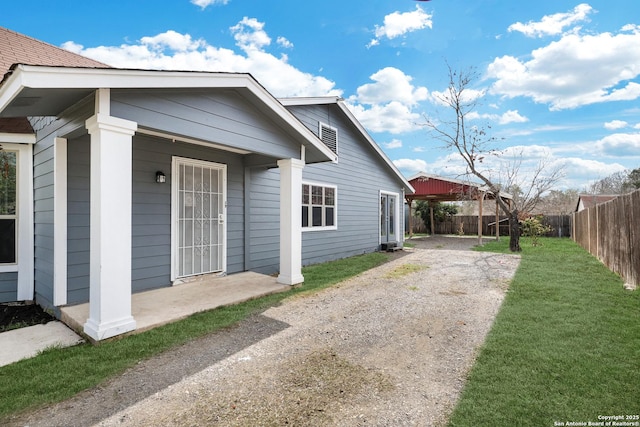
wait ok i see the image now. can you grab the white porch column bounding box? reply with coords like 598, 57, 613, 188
83, 112, 138, 340
277, 158, 305, 285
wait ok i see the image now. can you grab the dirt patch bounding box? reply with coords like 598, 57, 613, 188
0, 303, 55, 333
163, 348, 394, 427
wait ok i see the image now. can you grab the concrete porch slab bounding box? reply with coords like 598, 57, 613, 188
60, 271, 290, 339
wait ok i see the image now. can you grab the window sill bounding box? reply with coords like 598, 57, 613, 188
0, 264, 18, 273
302, 226, 337, 232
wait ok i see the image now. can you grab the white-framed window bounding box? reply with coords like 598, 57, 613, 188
0, 141, 34, 299
0, 149, 17, 265
302, 182, 337, 231
319, 123, 338, 156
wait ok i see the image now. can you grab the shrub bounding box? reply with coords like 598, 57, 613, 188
520, 215, 552, 246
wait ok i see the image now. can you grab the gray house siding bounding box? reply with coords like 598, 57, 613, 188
0, 272, 18, 302
111, 89, 300, 161
246, 167, 280, 275
64, 133, 247, 304
247, 103, 406, 273
131, 134, 246, 292
295, 104, 405, 265
66, 135, 91, 304
33, 134, 56, 308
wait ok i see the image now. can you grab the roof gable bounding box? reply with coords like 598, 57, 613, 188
279, 97, 414, 193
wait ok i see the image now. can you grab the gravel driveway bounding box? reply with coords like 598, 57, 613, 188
8, 236, 520, 427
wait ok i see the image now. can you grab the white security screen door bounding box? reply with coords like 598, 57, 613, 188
173, 157, 226, 279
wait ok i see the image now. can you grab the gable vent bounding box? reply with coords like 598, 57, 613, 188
320, 123, 338, 155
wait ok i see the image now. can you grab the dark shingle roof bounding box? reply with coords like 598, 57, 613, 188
576, 194, 618, 211
0, 117, 33, 133
0, 26, 109, 78
0, 27, 109, 133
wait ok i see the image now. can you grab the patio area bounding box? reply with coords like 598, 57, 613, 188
60, 272, 290, 341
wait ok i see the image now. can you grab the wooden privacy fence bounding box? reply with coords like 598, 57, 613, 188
432, 215, 571, 237
572, 189, 640, 288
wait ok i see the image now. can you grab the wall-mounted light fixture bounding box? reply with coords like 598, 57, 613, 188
156, 171, 166, 183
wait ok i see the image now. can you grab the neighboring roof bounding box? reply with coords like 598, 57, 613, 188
279, 96, 415, 193
0, 117, 32, 133
407, 172, 513, 202
575, 194, 618, 212
0, 26, 108, 78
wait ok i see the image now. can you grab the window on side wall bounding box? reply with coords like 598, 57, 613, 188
0, 150, 17, 264
302, 183, 337, 231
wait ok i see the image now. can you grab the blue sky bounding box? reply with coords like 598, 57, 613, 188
3, 0, 640, 191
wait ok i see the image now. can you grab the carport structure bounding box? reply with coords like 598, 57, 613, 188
405, 173, 513, 244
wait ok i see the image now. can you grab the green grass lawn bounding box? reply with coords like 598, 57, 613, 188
448, 237, 640, 426
0, 252, 388, 420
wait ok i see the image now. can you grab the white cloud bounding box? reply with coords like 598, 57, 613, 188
508, 3, 594, 38
560, 157, 627, 183
347, 67, 428, 134
430, 87, 486, 108
426, 154, 473, 178
487, 25, 640, 110
384, 139, 403, 149
61, 21, 341, 98
355, 67, 428, 107
393, 158, 428, 174
347, 101, 420, 134
368, 5, 433, 48
139, 31, 204, 52
595, 132, 640, 156
498, 110, 529, 124
231, 17, 271, 51
468, 109, 528, 125
604, 120, 628, 130
191, 0, 229, 9
276, 36, 293, 49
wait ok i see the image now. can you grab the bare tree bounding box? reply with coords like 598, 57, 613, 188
588, 168, 640, 194
536, 188, 580, 215
498, 149, 565, 215
588, 170, 630, 194
422, 66, 563, 251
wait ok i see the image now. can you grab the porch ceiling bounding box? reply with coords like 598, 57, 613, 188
0, 86, 92, 117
